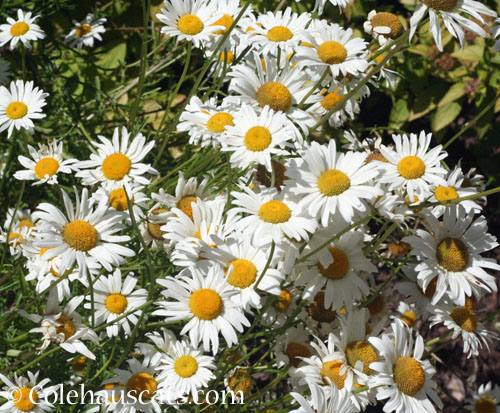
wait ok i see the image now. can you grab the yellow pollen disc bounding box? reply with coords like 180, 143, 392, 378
109, 188, 132, 211
285, 342, 311, 367
423, 0, 458, 11
105, 293, 128, 314
56, 314, 76, 340
226, 259, 257, 289
318, 247, 350, 280
76, 24, 92, 37
126, 373, 157, 400
475, 398, 497, 413
35, 157, 59, 179
317, 41, 347, 64
320, 360, 347, 389
464, 295, 477, 311
267, 26, 293, 42
244, 126, 272, 151
19, 219, 34, 230
306, 292, 337, 322
227, 369, 252, 395
6, 101, 28, 120
258, 200, 291, 224
345, 340, 378, 375
212, 14, 234, 34
421, 277, 438, 299
393, 356, 425, 396
317, 169, 350, 196
256, 81, 292, 112
101, 153, 131, 181
190, 288, 223, 320
366, 294, 385, 316
63, 220, 98, 251
320, 89, 343, 111
174, 355, 199, 378
436, 237, 469, 272
206, 112, 234, 133
397, 156, 426, 179
10, 22, 29, 36
219, 50, 234, 64
177, 14, 204, 36
388, 241, 411, 257
147, 208, 168, 240
274, 289, 292, 311
177, 196, 197, 220
401, 311, 417, 328
8, 232, 23, 247
449, 308, 477, 332
434, 185, 458, 202
72, 356, 86, 372
13, 387, 38, 411
370, 12, 403, 39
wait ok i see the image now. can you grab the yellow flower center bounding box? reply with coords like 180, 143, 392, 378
320, 360, 347, 389
34, 157, 60, 179
6, 101, 28, 119
449, 308, 477, 332
274, 289, 292, 311
105, 293, 128, 314
434, 185, 458, 202
10, 22, 29, 36
212, 14, 233, 34
19, 219, 34, 230
320, 89, 343, 111
8, 232, 23, 247
317, 41, 347, 64
318, 247, 350, 280
401, 311, 417, 328
397, 156, 426, 179
109, 188, 132, 211
177, 14, 204, 36
72, 356, 86, 372
423, 0, 458, 11
225, 258, 257, 289
174, 355, 199, 378
464, 295, 477, 311
256, 81, 292, 112
219, 51, 234, 64
13, 387, 38, 411
126, 373, 157, 400
436, 237, 469, 272
306, 292, 337, 322
258, 200, 291, 224
227, 369, 252, 395
420, 276, 438, 299
206, 112, 234, 133
267, 26, 293, 42
56, 314, 76, 340
285, 342, 311, 367
101, 153, 132, 181
177, 196, 197, 220
317, 169, 350, 196
370, 12, 403, 39
76, 24, 92, 37
147, 208, 168, 240
345, 340, 378, 375
190, 288, 223, 320
63, 220, 99, 251
388, 241, 411, 257
475, 398, 497, 413
244, 126, 272, 151
393, 356, 425, 396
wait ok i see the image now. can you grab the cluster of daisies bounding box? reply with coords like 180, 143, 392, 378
1, 0, 500, 412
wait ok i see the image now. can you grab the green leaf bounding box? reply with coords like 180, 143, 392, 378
96, 40, 127, 69
451, 45, 484, 62
389, 99, 410, 127
438, 82, 466, 107
431, 102, 461, 132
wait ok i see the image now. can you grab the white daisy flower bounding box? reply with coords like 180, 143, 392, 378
156, 0, 224, 49
64, 13, 106, 50
0, 57, 10, 85
0, 371, 58, 413
364, 10, 405, 46
19, 292, 99, 359
287, 140, 382, 226
290, 382, 357, 413
231, 186, 317, 244
91, 185, 149, 221
211, 0, 250, 38
397, 265, 436, 315
221, 104, 294, 172
137, 328, 177, 368
409, 0, 497, 51
466, 382, 500, 413
0, 80, 48, 138
246, 8, 310, 55
261, 286, 299, 326
314, 0, 352, 16
153, 265, 250, 354
297, 23, 369, 79
156, 339, 215, 398
273, 326, 312, 369
14, 140, 78, 185
32, 187, 135, 277
368, 320, 443, 413
403, 205, 500, 306
85, 269, 148, 338
0, 221, 33, 259
377, 131, 448, 202
493, 18, 500, 52
140, 207, 173, 252
76, 126, 157, 190
0, 9, 45, 50
429, 303, 497, 357
394, 301, 420, 329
